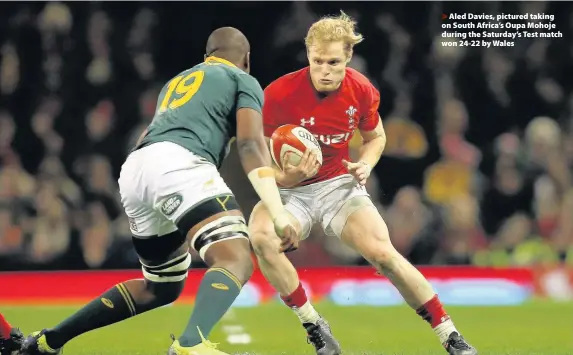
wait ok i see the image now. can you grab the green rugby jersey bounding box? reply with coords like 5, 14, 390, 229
137, 56, 264, 168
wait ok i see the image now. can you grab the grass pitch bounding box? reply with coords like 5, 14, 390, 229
2, 301, 572, 355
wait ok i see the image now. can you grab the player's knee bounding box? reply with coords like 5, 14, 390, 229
250, 229, 281, 261
205, 237, 254, 284
185, 211, 253, 284
365, 239, 403, 275
249, 204, 283, 260
370, 247, 397, 268
220, 242, 254, 284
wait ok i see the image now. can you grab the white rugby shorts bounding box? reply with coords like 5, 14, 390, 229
118, 142, 233, 238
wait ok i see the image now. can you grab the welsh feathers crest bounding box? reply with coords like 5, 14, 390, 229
346, 105, 357, 117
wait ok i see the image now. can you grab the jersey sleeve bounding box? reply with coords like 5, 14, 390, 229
262, 86, 283, 137
358, 83, 381, 131
236, 73, 264, 114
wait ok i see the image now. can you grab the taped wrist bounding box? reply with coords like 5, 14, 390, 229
247, 167, 285, 220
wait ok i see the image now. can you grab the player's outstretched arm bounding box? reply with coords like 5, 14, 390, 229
357, 116, 386, 168
343, 117, 386, 186
236, 108, 299, 251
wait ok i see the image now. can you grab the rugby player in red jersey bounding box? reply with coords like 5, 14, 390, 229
0, 313, 23, 355
248, 11, 478, 355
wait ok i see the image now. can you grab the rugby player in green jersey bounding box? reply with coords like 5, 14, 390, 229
22, 27, 298, 355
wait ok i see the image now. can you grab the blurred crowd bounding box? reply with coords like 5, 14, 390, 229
1, 2, 573, 271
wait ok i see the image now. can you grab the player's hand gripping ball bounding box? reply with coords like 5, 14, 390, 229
270, 124, 323, 179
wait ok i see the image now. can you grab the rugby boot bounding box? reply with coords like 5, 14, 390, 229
167, 329, 230, 355
304, 317, 342, 355
0, 327, 24, 355
20, 330, 61, 355
444, 332, 478, 355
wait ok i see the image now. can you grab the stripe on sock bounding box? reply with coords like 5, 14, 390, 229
207, 267, 242, 290
116, 283, 137, 316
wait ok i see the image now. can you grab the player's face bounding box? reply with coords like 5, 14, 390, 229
307, 41, 348, 93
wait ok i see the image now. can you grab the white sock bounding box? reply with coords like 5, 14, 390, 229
292, 301, 321, 324
433, 318, 458, 345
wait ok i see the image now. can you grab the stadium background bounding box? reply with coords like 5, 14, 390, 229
0, 1, 573, 348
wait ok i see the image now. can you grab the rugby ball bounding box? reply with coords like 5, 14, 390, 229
270, 124, 323, 170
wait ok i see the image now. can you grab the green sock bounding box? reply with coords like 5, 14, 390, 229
179, 268, 242, 347
44, 283, 137, 349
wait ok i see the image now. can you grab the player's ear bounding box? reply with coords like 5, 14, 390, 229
245, 52, 250, 73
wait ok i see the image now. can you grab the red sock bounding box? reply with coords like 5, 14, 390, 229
416, 295, 450, 328
280, 283, 308, 308
0, 313, 12, 339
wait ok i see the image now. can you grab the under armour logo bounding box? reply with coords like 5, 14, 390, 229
300, 117, 315, 126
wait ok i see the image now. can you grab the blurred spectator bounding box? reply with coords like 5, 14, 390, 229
28, 180, 70, 264
0, 42, 19, 95
436, 195, 487, 265
424, 99, 482, 205
383, 93, 429, 160
385, 186, 440, 264
86, 11, 112, 86
0, 111, 16, 159
81, 200, 112, 268
0, 206, 23, 255
480, 161, 534, 237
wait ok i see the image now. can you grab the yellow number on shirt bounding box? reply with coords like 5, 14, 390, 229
159, 71, 205, 112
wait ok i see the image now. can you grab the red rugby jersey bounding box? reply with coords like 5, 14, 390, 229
263, 67, 380, 186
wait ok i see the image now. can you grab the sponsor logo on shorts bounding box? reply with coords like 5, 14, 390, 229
161, 194, 183, 217
128, 217, 138, 232
101, 298, 114, 308
211, 283, 229, 291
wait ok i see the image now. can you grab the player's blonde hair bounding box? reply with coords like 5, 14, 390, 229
305, 11, 364, 58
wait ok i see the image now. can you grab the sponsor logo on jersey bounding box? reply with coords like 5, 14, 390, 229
300, 117, 315, 126
315, 132, 352, 145
161, 194, 183, 217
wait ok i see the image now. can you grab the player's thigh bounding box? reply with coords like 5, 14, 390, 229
339, 202, 393, 264
152, 159, 253, 273
118, 146, 194, 286
132, 231, 191, 287
249, 195, 312, 256
320, 175, 391, 251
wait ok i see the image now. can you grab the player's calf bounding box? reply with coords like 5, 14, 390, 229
249, 202, 303, 297
22, 232, 190, 354
176, 206, 254, 349
250, 202, 314, 321
250, 203, 341, 355
338, 199, 477, 354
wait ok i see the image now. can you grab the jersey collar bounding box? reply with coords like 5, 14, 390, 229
205, 56, 237, 68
